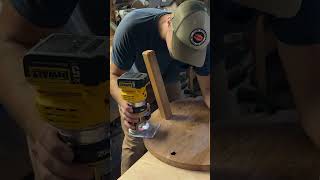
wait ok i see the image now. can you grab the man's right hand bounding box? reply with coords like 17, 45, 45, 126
28, 122, 94, 180
118, 101, 140, 130
110, 64, 140, 130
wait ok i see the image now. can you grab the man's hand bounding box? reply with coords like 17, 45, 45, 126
118, 101, 140, 130
110, 63, 141, 130
29, 122, 94, 180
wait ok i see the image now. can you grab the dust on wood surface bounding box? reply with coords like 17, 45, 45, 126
144, 97, 210, 171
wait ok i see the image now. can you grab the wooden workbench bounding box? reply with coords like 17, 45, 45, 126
118, 152, 210, 180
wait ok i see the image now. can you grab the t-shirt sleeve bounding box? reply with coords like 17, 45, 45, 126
111, 23, 137, 71
10, 0, 79, 28
194, 45, 211, 76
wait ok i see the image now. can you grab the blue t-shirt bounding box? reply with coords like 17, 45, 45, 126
10, 0, 79, 28
10, 0, 107, 35
111, 8, 211, 83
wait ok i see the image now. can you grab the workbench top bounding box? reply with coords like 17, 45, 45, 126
118, 152, 210, 180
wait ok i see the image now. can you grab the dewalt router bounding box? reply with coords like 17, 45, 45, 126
23, 33, 110, 180
118, 72, 159, 138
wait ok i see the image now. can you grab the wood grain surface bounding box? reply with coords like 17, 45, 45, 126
144, 97, 210, 171
118, 152, 210, 180
142, 50, 172, 120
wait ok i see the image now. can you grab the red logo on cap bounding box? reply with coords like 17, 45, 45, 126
194, 33, 204, 42
190, 29, 207, 46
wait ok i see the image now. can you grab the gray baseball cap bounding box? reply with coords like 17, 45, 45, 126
171, 0, 210, 67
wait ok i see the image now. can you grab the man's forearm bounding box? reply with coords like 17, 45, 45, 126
0, 40, 43, 141
109, 62, 129, 107
110, 74, 126, 106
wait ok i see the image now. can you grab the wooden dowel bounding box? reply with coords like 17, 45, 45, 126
142, 50, 172, 120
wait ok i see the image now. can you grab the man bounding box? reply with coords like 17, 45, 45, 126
110, 0, 211, 174
0, 0, 106, 179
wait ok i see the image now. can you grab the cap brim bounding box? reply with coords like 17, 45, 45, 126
171, 32, 206, 67
238, 0, 302, 18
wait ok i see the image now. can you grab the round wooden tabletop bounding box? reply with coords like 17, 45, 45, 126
144, 97, 210, 171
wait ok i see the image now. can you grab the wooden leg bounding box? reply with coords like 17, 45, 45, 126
277, 41, 320, 148
143, 50, 172, 120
